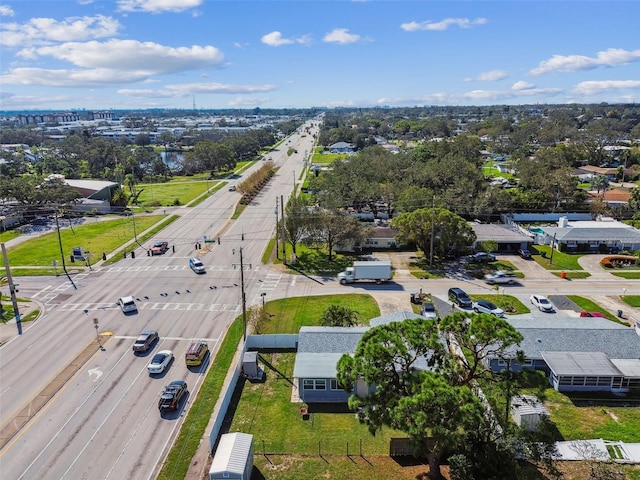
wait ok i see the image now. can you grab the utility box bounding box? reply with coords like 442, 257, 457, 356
242, 351, 260, 380
209, 432, 254, 480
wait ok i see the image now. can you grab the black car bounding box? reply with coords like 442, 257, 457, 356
518, 248, 532, 259
448, 287, 472, 308
158, 380, 188, 411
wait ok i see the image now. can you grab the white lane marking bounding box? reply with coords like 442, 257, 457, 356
87, 368, 103, 382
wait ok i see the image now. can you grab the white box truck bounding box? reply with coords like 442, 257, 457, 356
337, 261, 392, 285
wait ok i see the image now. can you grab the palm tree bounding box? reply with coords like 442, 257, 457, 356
590, 174, 609, 194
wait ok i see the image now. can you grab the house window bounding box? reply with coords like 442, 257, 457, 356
497, 359, 507, 367
330, 379, 342, 390
303, 379, 326, 390
559, 376, 572, 385
523, 359, 533, 367
585, 376, 598, 386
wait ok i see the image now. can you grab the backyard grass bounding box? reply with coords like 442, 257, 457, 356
0, 215, 165, 267
229, 352, 404, 456
531, 245, 584, 271
280, 244, 356, 276
544, 389, 640, 443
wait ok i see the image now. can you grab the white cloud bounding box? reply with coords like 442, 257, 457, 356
477, 70, 507, 81
118, 82, 277, 98
25, 39, 222, 71
401, 17, 487, 32
117, 0, 203, 13
261, 31, 293, 47
530, 48, 640, 75
573, 80, 640, 96
377, 85, 561, 106
511, 80, 535, 91
0, 5, 15, 16
2, 39, 224, 87
261, 31, 311, 47
323, 28, 361, 44
228, 95, 270, 107
0, 15, 121, 47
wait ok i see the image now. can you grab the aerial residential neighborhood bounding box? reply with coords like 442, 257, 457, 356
1, 1, 640, 479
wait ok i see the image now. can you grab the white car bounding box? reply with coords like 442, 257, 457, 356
148, 350, 173, 374
484, 271, 516, 285
118, 296, 137, 313
530, 294, 554, 312
472, 300, 505, 318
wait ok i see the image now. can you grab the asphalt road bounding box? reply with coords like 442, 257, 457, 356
0, 121, 319, 480
1, 118, 637, 479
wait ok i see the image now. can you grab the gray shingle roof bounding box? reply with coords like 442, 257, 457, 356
541, 351, 623, 376
542, 226, 640, 242
511, 328, 640, 360
296, 326, 369, 353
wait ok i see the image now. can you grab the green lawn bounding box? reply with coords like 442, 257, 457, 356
531, 245, 584, 271
545, 389, 640, 443
621, 295, 640, 307
0, 229, 20, 244
565, 295, 625, 324
134, 179, 221, 207
613, 271, 640, 279
260, 294, 380, 333
0, 215, 164, 267
468, 294, 530, 315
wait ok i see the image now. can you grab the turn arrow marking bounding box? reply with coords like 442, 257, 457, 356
88, 367, 103, 382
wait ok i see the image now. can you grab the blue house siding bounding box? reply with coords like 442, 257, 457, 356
298, 378, 351, 403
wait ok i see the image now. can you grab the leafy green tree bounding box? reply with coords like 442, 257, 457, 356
392, 207, 476, 260
630, 187, 640, 210
439, 312, 523, 386
307, 208, 367, 261
320, 305, 359, 327
480, 240, 498, 254
336, 318, 482, 479
284, 196, 313, 256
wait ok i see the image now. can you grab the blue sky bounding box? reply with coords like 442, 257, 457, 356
1, 0, 639, 111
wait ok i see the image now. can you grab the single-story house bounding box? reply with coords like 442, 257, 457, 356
488, 316, 640, 393
328, 142, 355, 154
292, 311, 429, 403
470, 223, 533, 253
531, 216, 640, 253
575, 165, 629, 181
587, 188, 631, 207
337, 226, 399, 252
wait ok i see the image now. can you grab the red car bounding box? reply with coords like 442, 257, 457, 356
580, 311, 605, 318
151, 241, 169, 255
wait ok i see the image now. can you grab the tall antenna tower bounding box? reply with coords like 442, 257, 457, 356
192, 94, 196, 112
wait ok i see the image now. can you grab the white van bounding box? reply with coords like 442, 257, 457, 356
118, 296, 137, 313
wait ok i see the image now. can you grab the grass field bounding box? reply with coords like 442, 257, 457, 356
565, 295, 625, 324
0, 215, 164, 267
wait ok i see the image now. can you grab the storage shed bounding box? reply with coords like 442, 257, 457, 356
510, 395, 549, 431
209, 432, 254, 480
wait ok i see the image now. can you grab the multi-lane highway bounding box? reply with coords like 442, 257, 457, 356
0, 122, 319, 479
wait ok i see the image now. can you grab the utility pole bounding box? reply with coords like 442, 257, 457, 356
1, 243, 21, 326
280, 194, 286, 264
233, 247, 251, 342
549, 233, 557, 265
275, 198, 280, 260
429, 196, 435, 267
55, 209, 77, 289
